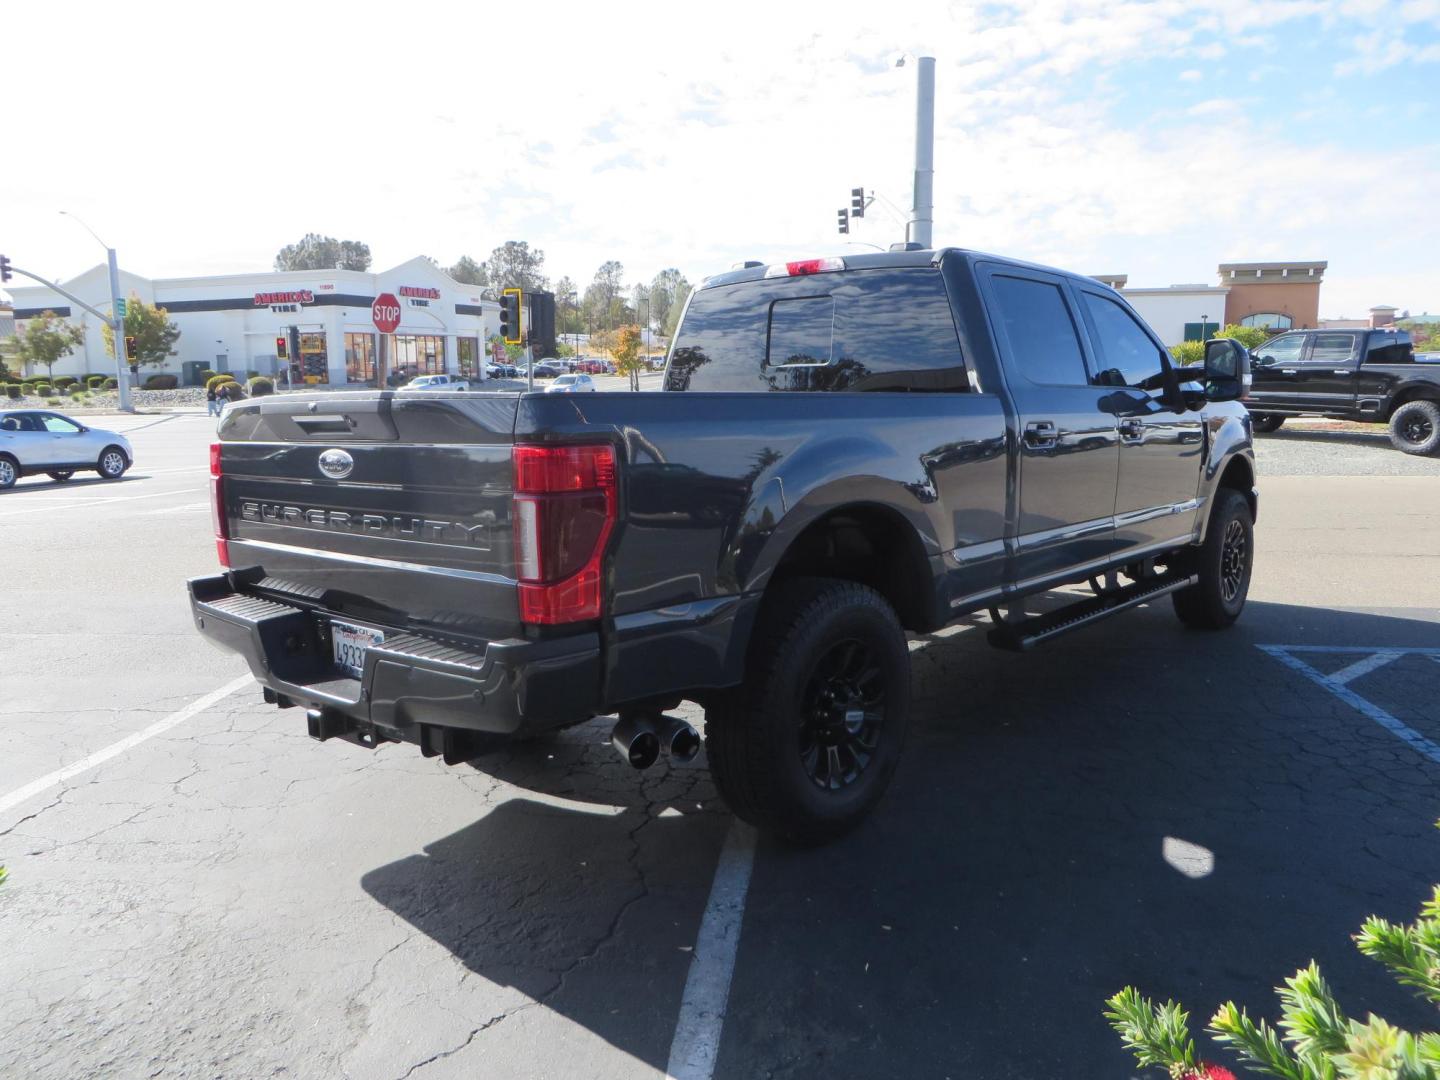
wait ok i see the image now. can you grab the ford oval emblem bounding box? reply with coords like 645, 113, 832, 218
318, 448, 354, 480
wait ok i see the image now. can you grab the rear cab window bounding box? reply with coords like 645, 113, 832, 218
665, 267, 967, 392
1365, 332, 1414, 365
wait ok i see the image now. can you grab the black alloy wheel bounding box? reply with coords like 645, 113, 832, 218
704, 577, 911, 844
1173, 488, 1253, 630
799, 638, 886, 791
1389, 400, 1440, 455
1218, 518, 1247, 604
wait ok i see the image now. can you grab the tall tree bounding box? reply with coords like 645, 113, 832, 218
553, 276, 582, 335
663, 276, 693, 339
14, 311, 85, 380
273, 234, 372, 272
448, 255, 488, 287
632, 283, 651, 332
585, 261, 626, 331
647, 268, 687, 338
486, 241, 548, 292
102, 294, 181, 371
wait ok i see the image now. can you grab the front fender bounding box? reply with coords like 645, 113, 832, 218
1197, 405, 1257, 540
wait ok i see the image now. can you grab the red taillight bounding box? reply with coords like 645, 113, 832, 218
512, 443, 617, 624
209, 441, 230, 568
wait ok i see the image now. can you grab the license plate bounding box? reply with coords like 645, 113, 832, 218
331, 620, 384, 679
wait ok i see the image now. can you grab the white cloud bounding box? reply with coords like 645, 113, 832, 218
0, 0, 1435, 317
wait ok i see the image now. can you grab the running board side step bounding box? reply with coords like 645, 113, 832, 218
986, 572, 1199, 652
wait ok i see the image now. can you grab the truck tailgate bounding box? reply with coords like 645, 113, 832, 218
216, 392, 522, 641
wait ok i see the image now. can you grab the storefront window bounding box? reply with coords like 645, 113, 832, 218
296, 332, 328, 385
390, 335, 445, 383
457, 337, 478, 378
345, 332, 377, 385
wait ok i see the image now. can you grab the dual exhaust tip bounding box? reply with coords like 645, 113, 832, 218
611, 712, 700, 769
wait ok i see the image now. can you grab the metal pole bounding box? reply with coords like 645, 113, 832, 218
911, 55, 936, 249
105, 247, 135, 412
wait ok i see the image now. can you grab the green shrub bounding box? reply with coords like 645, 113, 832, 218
247, 376, 275, 397
86, 375, 106, 389
54, 376, 77, 389
45, 397, 60, 405
4, 385, 20, 399
1169, 340, 1206, 366
32, 384, 51, 397
205, 374, 237, 393
102, 378, 118, 391
199, 369, 218, 383
65, 384, 85, 397
1109, 818, 1440, 1080
245, 370, 260, 380
144, 374, 178, 390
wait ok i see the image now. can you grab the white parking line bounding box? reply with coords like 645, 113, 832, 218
1259, 644, 1440, 765
0, 674, 253, 817
665, 821, 757, 1080
1328, 650, 1405, 685
0, 487, 203, 517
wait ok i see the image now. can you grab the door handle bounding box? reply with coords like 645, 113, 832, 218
1332, 369, 1353, 376
1280, 368, 1297, 375
1023, 421, 1058, 449
1118, 417, 1145, 442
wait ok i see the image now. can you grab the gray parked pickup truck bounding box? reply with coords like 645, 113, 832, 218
1247, 327, 1440, 455
190, 248, 1257, 842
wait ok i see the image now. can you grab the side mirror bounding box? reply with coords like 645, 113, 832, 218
1203, 338, 1251, 402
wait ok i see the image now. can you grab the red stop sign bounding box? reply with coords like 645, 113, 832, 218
371, 293, 401, 334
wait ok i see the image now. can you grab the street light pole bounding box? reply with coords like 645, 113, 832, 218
910, 55, 936, 249
60, 212, 133, 413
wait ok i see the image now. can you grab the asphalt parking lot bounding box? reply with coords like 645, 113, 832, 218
1, 415, 1437, 1079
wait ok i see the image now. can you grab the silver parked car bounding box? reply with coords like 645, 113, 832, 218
544, 373, 597, 394
0, 410, 133, 489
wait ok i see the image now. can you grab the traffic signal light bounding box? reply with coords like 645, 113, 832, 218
124, 336, 137, 361
851, 187, 865, 218
836, 209, 849, 235
275, 335, 288, 361
500, 288, 522, 345
0, 254, 11, 284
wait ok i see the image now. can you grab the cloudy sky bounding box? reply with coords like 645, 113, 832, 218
3, 0, 1437, 318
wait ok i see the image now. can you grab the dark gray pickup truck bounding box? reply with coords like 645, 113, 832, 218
190, 248, 1257, 842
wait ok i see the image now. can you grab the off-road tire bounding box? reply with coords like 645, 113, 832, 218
1389, 400, 1440, 456
704, 577, 911, 845
1250, 414, 1284, 434
1172, 488, 1253, 630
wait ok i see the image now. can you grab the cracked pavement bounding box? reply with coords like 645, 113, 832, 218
2, 417, 1438, 1079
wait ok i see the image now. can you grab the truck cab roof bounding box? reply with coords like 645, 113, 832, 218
698, 247, 1089, 292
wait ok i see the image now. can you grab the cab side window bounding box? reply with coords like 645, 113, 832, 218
1306, 333, 1357, 365
1253, 334, 1304, 366
1080, 291, 1166, 390
989, 274, 1089, 386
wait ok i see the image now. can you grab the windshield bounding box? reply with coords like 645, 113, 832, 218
554, 375, 576, 384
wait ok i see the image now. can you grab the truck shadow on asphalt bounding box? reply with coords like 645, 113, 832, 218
362, 601, 1440, 1079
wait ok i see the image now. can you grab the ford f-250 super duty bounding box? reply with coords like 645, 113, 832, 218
190, 248, 1257, 842
1246, 327, 1440, 455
